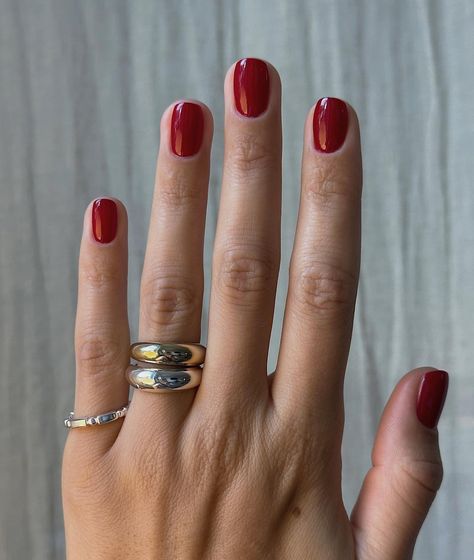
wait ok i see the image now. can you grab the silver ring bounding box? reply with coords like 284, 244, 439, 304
130, 342, 206, 366
126, 365, 202, 392
64, 402, 130, 429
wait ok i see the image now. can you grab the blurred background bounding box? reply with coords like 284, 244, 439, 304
0, 0, 472, 558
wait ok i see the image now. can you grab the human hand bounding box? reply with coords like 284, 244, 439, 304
62, 58, 449, 559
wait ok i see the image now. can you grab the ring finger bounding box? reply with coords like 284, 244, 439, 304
122, 100, 213, 434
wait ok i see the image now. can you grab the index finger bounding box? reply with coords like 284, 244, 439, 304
272, 98, 362, 427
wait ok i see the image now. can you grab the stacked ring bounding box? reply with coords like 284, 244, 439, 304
130, 342, 205, 366
127, 341, 206, 393
63, 342, 206, 427
126, 365, 202, 393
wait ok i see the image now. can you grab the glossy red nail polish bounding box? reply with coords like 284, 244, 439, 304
313, 97, 349, 153
233, 58, 270, 118
416, 370, 449, 429
171, 102, 204, 157
92, 198, 118, 243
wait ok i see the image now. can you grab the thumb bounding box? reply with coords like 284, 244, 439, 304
350, 367, 449, 559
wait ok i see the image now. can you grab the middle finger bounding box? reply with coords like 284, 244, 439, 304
122, 100, 213, 434
200, 58, 282, 406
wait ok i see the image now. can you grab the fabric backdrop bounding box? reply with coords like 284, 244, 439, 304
0, 1, 472, 558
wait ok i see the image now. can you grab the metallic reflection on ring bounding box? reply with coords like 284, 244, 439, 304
130, 342, 206, 366
126, 365, 202, 393
64, 403, 129, 429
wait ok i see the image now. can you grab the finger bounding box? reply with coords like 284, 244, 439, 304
351, 367, 449, 559
70, 197, 130, 453
201, 58, 281, 406
272, 98, 362, 423
123, 100, 213, 433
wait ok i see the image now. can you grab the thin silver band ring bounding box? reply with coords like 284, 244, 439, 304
64, 402, 130, 429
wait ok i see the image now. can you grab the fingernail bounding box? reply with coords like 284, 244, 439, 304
416, 370, 449, 429
171, 101, 204, 157
313, 97, 349, 153
92, 198, 118, 243
233, 58, 270, 118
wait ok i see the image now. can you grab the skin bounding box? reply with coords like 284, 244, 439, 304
62, 60, 445, 559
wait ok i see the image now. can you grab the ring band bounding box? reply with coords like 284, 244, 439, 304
126, 365, 202, 392
130, 342, 206, 366
64, 402, 129, 429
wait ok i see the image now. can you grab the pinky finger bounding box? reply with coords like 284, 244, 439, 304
68, 197, 130, 454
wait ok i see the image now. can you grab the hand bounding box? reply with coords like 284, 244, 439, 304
62, 58, 449, 559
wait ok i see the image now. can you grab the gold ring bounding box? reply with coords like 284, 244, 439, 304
130, 342, 206, 366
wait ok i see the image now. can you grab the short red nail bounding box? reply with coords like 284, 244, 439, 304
233, 58, 270, 118
92, 198, 118, 243
171, 102, 204, 157
313, 97, 349, 153
416, 370, 449, 429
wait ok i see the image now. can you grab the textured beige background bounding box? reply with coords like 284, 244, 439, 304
0, 0, 472, 558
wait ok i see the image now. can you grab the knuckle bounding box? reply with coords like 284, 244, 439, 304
397, 459, 444, 497
388, 460, 444, 516
158, 166, 203, 210
215, 245, 278, 305
281, 415, 332, 465
267, 418, 332, 494
228, 133, 275, 175
303, 163, 361, 209
76, 332, 122, 374
141, 271, 200, 328
183, 412, 250, 485
119, 435, 173, 495
291, 261, 357, 318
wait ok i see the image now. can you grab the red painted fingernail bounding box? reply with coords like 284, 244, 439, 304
416, 370, 449, 429
233, 58, 270, 118
313, 97, 349, 153
92, 198, 118, 243
171, 101, 204, 157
